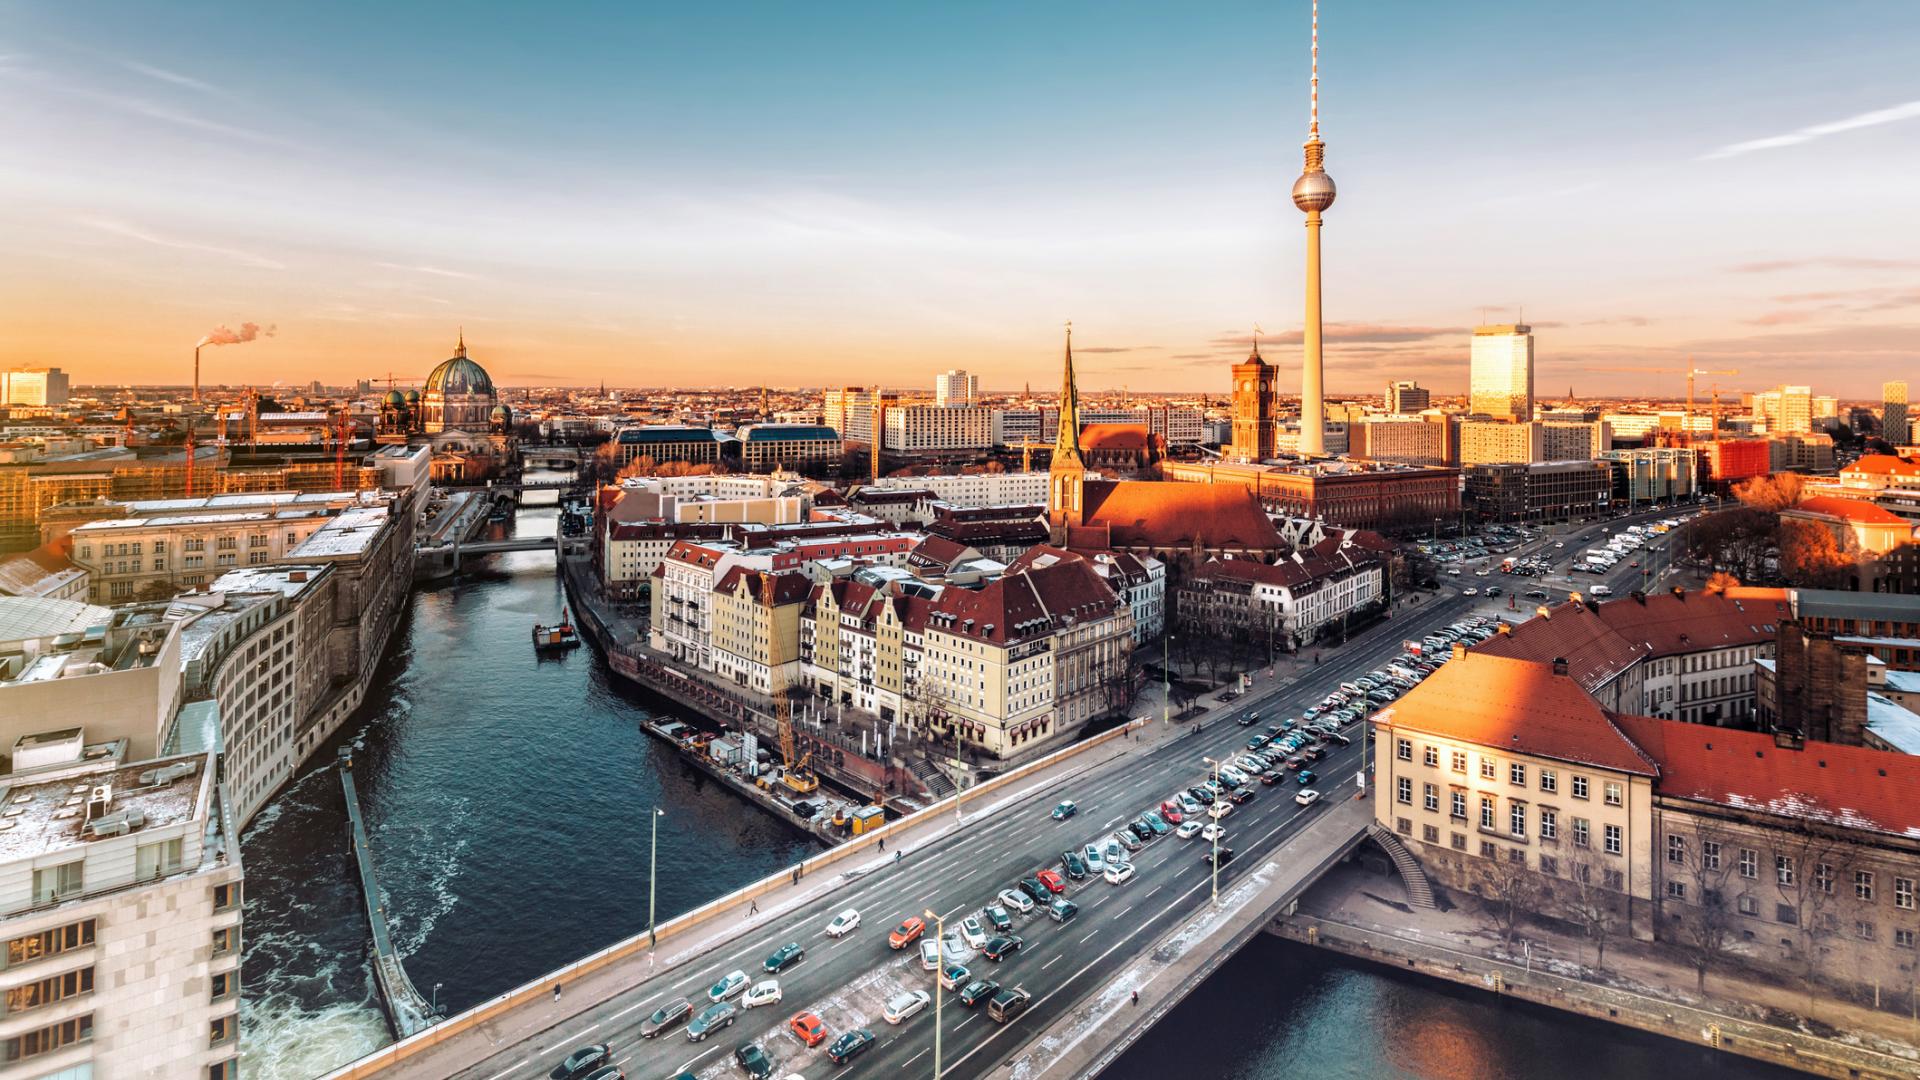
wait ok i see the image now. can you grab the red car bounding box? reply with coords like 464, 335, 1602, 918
1035, 869, 1066, 894
1159, 801, 1185, 824
789, 1012, 828, 1047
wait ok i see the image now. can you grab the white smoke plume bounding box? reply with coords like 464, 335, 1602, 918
196, 322, 275, 348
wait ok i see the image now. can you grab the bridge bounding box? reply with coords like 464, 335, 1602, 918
325, 589, 1474, 1080
520, 445, 584, 469
439, 479, 582, 494
339, 749, 442, 1039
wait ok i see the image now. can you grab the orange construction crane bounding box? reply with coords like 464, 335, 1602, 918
1586, 361, 1738, 441
332, 408, 357, 490
763, 573, 818, 796
183, 416, 196, 498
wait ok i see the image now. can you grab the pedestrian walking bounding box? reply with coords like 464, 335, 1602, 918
553, 984, 562, 1003
878, 837, 885, 852
1131, 990, 1139, 1006
895, 850, 903, 865
750, 899, 759, 915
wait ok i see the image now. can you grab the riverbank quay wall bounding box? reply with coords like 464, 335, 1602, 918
1279, 915, 1920, 1080
319, 714, 1148, 1079
339, 749, 439, 1040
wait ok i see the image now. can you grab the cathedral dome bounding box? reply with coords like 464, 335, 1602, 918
424, 355, 494, 397
383, 390, 407, 407
490, 403, 512, 421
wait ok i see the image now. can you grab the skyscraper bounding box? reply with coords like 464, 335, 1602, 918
1290, 0, 1335, 456
1468, 324, 1534, 421
934, 369, 979, 407
1, 367, 71, 406
1385, 379, 1429, 414
1885, 381, 1909, 445
1230, 341, 1277, 461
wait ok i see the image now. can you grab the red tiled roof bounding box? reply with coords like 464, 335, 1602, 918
1473, 590, 1790, 689
1079, 423, 1151, 451
1844, 454, 1920, 478
924, 558, 1122, 645
907, 535, 974, 569
1077, 480, 1283, 550
1614, 716, 1920, 839
1788, 495, 1913, 527
716, 566, 811, 605
1376, 653, 1658, 776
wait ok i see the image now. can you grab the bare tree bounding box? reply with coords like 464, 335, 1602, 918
1667, 821, 1739, 993
1772, 827, 1846, 1016
1565, 853, 1621, 971
1480, 853, 1542, 947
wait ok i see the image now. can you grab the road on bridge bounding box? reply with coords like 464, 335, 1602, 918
394, 591, 1478, 1080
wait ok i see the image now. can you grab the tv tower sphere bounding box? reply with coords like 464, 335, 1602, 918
1291, 167, 1336, 214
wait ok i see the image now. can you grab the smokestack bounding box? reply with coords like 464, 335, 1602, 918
193, 322, 275, 405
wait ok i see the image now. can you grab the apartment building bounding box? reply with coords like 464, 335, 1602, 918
736, 424, 840, 472
1351, 415, 1451, 467
613, 425, 730, 467
1384, 380, 1430, 414
1600, 447, 1697, 504
1464, 460, 1614, 523
1459, 420, 1543, 466
1007, 545, 1165, 644
1176, 533, 1385, 648
821, 388, 899, 449
882, 405, 993, 457
710, 568, 811, 697
68, 508, 335, 601
863, 471, 1050, 508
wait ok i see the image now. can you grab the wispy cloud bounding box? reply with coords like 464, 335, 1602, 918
76, 216, 286, 270
1730, 256, 1920, 274
121, 60, 219, 94
0, 59, 288, 148
376, 261, 481, 281
1702, 99, 1920, 160
1074, 345, 1148, 354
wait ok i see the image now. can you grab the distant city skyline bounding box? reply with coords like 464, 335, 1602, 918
2, 1, 1918, 394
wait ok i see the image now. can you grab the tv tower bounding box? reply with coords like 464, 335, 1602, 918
1291, 0, 1336, 457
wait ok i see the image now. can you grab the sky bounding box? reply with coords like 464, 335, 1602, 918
1, 1, 1917, 398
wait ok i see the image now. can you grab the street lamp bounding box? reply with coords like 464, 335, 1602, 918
1202, 757, 1222, 905
1162, 633, 1174, 724
923, 907, 945, 1080
431, 981, 443, 1016
648, 807, 666, 947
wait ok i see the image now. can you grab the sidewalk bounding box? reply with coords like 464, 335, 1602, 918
1301, 862, 1920, 1064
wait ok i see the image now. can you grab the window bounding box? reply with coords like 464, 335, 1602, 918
1572, 775, 1590, 800
1857, 871, 1876, 902
30, 863, 82, 905
1857, 921, 1876, 942
1396, 777, 1412, 805
1480, 758, 1497, 780
1738, 894, 1759, 916
1539, 854, 1557, 876
1422, 824, 1439, 844
137, 837, 183, 880
1604, 782, 1623, 807
1776, 855, 1795, 887
1739, 849, 1758, 880
1603, 868, 1624, 891
1899, 928, 1916, 949
1450, 791, 1467, 820
210, 1058, 239, 1080
3, 1014, 92, 1062
1539, 807, 1558, 840
213, 882, 242, 912
1572, 818, 1590, 848
212, 926, 238, 957
1814, 863, 1834, 894
1667, 834, 1685, 864
210, 1015, 236, 1047
1777, 904, 1798, 926
1703, 840, 1721, 871
5, 920, 95, 968
1604, 823, 1623, 856
1450, 751, 1467, 774
1423, 746, 1438, 767
1450, 832, 1467, 851
4, 967, 93, 1015
1396, 816, 1412, 835
1667, 880, 1686, 900
1423, 784, 1439, 812
1509, 803, 1526, 838
1509, 763, 1526, 786
1898, 877, 1915, 911
1395, 738, 1412, 762
1575, 862, 1592, 884
1539, 769, 1557, 794
212, 970, 238, 1001
1480, 840, 1499, 859
1479, 796, 1495, 830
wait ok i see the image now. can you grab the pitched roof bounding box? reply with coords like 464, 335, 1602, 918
922, 558, 1121, 646
1079, 423, 1151, 451
1077, 480, 1283, 550
1844, 454, 1920, 478
1375, 652, 1658, 776
1788, 495, 1913, 527
1614, 716, 1920, 840
1472, 590, 1790, 688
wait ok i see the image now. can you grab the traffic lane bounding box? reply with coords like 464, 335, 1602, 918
483, 606, 1444, 1078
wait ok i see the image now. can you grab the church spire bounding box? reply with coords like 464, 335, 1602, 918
455, 327, 467, 359
1054, 322, 1084, 467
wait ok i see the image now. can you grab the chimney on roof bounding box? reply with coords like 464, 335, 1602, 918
1451, 642, 1467, 660
1551, 657, 1568, 676
1772, 727, 1806, 751
1672, 586, 1686, 600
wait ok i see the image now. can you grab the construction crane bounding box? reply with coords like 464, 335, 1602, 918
331, 408, 357, 490
1018, 439, 1049, 472
1586, 361, 1738, 440
761, 572, 818, 796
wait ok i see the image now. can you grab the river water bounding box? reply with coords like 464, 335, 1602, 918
239, 487, 1800, 1080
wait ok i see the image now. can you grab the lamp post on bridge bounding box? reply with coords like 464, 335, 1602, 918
648, 807, 666, 947
924, 907, 945, 1080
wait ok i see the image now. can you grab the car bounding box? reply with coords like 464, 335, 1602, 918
1126, 820, 1153, 841
1297, 769, 1318, 786
985, 904, 1013, 933
998, 888, 1034, 914
743, 979, 782, 1009
1104, 863, 1136, 886
889, 917, 926, 950
825, 909, 860, 938
960, 915, 989, 948
827, 1029, 875, 1065
983, 934, 1024, 961
1048, 898, 1079, 923
1555, 541, 1566, 548
735, 1044, 774, 1080
940, 933, 975, 964
919, 939, 942, 970
709, 970, 750, 1002
1247, 735, 1269, 750
1228, 787, 1255, 805
1207, 801, 1233, 820
763, 942, 805, 973
1187, 785, 1216, 805
641, 999, 694, 1039
1285, 755, 1305, 770
940, 962, 971, 991
1325, 732, 1352, 747
1236, 713, 1257, 726
1142, 811, 1171, 836
1462, 588, 1479, 596
789, 1011, 828, 1047
1017, 876, 1049, 902
1302, 747, 1325, 763
1081, 844, 1107, 874
688, 1001, 738, 1042
1199, 823, 1224, 842
1051, 800, 1077, 821
1525, 589, 1550, 600
1114, 829, 1144, 852
958, 979, 1002, 1008
1036, 869, 1066, 894
1203, 848, 1236, 867
1295, 789, 1323, 807
1158, 801, 1185, 824
1175, 819, 1203, 839
988, 987, 1033, 1023
883, 991, 929, 1022
550, 1045, 614, 1080
1060, 850, 1088, 880
1261, 769, 1284, 786
580, 1067, 623, 1080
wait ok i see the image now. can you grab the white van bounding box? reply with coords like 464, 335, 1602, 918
1590, 584, 1613, 596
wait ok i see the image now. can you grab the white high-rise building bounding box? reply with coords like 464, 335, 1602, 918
1, 368, 71, 407
1469, 324, 1534, 421
934, 369, 979, 407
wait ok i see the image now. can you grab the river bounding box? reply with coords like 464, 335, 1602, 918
239, 486, 1800, 1080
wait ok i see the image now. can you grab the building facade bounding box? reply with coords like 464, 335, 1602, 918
1230, 343, 1278, 462
0, 369, 71, 407
882, 405, 993, 457
934, 370, 979, 408
1469, 324, 1534, 421
1159, 459, 1460, 532
1464, 460, 1613, 523
736, 424, 839, 472
1385, 380, 1430, 414
1885, 382, 1910, 446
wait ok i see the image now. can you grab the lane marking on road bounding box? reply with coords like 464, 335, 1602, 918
959, 1012, 980, 1028
905, 1048, 928, 1067
1077, 929, 1099, 944
478, 1058, 528, 1080
1043, 954, 1061, 970
1111, 904, 1133, 920
678, 1045, 722, 1073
